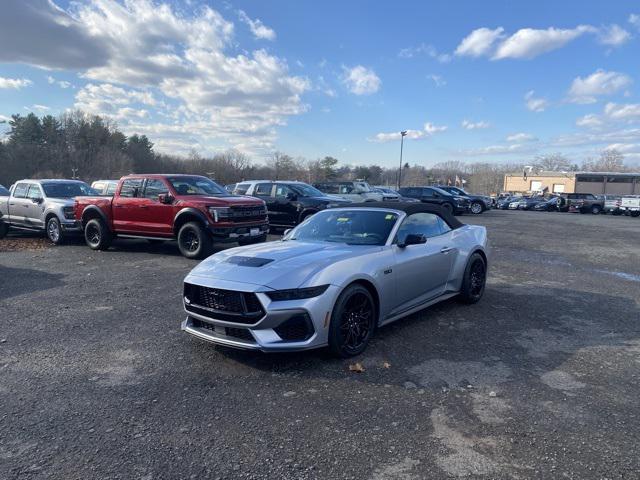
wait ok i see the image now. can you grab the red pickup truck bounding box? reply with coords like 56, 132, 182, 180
74, 174, 269, 259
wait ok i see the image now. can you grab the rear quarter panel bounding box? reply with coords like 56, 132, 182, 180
75, 196, 114, 227
446, 225, 489, 292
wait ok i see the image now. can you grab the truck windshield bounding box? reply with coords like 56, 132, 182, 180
167, 176, 227, 196
0, 185, 9, 196
290, 184, 325, 197
42, 182, 97, 198
286, 209, 399, 246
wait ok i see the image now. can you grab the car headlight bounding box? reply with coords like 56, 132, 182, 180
265, 285, 330, 301
63, 206, 75, 220
208, 206, 232, 222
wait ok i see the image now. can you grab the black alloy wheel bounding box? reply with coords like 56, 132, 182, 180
84, 218, 112, 251
458, 253, 487, 304
329, 284, 376, 357
177, 221, 212, 259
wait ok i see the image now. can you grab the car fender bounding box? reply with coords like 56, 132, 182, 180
81, 205, 110, 226
174, 207, 210, 232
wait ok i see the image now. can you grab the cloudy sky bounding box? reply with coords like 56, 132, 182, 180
0, 0, 639, 166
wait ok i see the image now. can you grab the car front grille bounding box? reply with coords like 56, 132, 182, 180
184, 283, 265, 324
229, 205, 267, 222
274, 314, 314, 342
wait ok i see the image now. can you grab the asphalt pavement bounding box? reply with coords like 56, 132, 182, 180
1, 210, 639, 479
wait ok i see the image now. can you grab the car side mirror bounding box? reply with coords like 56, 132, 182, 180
158, 193, 174, 204
398, 233, 427, 248
283, 228, 292, 236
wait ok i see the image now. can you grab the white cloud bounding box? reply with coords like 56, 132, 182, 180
597, 24, 632, 46
576, 114, 603, 129
46, 75, 72, 89
524, 90, 549, 112
454, 27, 505, 57
342, 65, 381, 95
493, 26, 593, 60
25, 104, 50, 112
506, 132, 537, 142
628, 14, 640, 30
399, 44, 451, 63
427, 74, 446, 87
604, 102, 640, 120
0, 77, 32, 89
369, 122, 447, 143
238, 10, 276, 41
567, 70, 632, 104
0, 0, 311, 154
460, 142, 537, 156
461, 119, 490, 130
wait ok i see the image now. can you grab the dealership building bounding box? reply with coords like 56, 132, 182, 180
503, 171, 640, 195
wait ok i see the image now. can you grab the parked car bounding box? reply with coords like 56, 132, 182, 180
398, 186, 470, 215
0, 184, 9, 197
0, 179, 97, 243
233, 180, 350, 228
313, 181, 386, 202
603, 195, 623, 215
224, 183, 236, 194
181, 202, 488, 357
517, 196, 546, 210
497, 195, 520, 210
558, 193, 604, 214
621, 195, 640, 217
532, 196, 560, 211
74, 174, 269, 259
373, 186, 419, 202
435, 186, 492, 214
91, 180, 118, 196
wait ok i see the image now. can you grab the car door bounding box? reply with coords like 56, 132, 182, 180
272, 183, 299, 226
8, 182, 30, 226
24, 184, 45, 229
136, 178, 175, 236
390, 212, 455, 315
112, 178, 145, 233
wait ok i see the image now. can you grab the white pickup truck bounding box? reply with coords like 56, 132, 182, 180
620, 196, 640, 217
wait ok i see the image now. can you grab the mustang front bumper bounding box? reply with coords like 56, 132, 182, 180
181, 278, 340, 352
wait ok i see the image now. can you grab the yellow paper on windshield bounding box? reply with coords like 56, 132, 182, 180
337, 217, 350, 222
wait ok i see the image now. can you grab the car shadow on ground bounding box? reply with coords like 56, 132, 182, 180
0, 265, 65, 301
193, 283, 640, 392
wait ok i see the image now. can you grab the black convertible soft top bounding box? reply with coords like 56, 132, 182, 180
340, 202, 465, 230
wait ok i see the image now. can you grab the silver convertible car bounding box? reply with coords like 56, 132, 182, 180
181, 203, 489, 357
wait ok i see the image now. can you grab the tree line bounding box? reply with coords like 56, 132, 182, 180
0, 111, 632, 195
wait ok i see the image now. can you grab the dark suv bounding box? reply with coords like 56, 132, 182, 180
397, 186, 470, 214
234, 180, 351, 227
434, 186, 492, 214
558, 193, 604, 214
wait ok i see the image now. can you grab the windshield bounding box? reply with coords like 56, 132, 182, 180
167, 176, 227, 196
0, 185, 9, 196
42, 182, 97, 198
290, 183, 326, 197
431, 187, 453, 197
287, 209, 399, 246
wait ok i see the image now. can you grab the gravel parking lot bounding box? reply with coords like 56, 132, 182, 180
1, 211, 639, 479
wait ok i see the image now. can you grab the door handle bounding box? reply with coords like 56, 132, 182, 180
440, 246, 453, 254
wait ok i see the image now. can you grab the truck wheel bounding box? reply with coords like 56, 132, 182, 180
442, 203, 453, 214
178, 222, 212, 259
631, 211, 640, 218
591, 205, 601, 215
46, 216, 65, 245
470, 202, 483, 214
85, 218, 112, 251
0, 221, 8, 239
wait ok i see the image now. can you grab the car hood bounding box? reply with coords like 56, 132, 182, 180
307, 196, 350, 204
176, 195, 264, 206
45, 197, 76, 207
187, 240, 380, 289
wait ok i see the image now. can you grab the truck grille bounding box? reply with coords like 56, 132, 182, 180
184, 283, 264, 324
229, 205, 267, 222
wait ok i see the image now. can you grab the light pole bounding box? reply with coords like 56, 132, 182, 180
397, 130, 407, 190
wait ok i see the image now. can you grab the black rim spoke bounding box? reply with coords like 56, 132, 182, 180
339, 292, 373, 352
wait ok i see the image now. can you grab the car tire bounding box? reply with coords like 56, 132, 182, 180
591, 205, 601, 215
328, 284, 376, 358
46, 216, 65, 245
84, 218, 112, 251
441, 203, 453, 214
177, 221, 212, 259
470, 202, 483, 214
631, 211, 640, 218
0, 221, 8, 239
458, 253, 487, 305
238, 234, 267, 246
